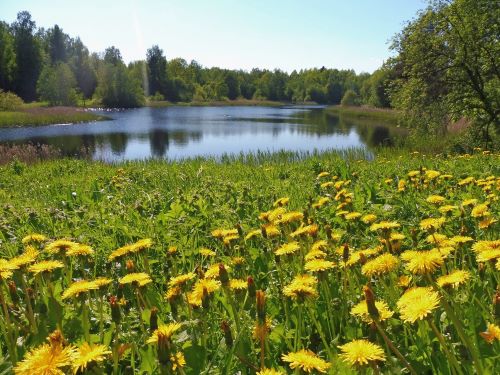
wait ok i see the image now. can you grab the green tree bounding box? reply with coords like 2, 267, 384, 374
146, 45, 167, 97
390, 0, 499, 144
47, 24, 67, 64
37, 62, 78, 105
341, 89, 359, 106
224, 71, 240, 100
0, 21, 16, 91
69, 37, 96, 101
12, 11, 42, 101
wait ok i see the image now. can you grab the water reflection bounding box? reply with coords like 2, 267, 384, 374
0, 106, 404, 161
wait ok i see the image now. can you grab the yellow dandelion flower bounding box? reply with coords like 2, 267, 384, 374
343, 247, 382, 267
397, 275, 411, 288
351, 299, 393, 324
403, 249, 445, 275
10, 246, 39, 268
253, 318, 272, 341
119, 272, 152, 287
479, 217, 497, 229
361, 214, 377, 224
408, 170, 420, 177
476, 249, 500, 262
312, 197, 331, 209
0, 259, 18, 279
275, 241, 300, 256
245, 229, 262, 240
211, 228, 238, 239
223, 234, 239, 245
168, 272, 196, 288
472, 240, 500, 253
439, 205, 458, 213
72, 343, 111, 374
165, 286, 181, 301
291, 225, 318, 238
21, 233, 47, 245
426, 195, 446, 204
345, 212, 362, 221
273, 197, 289, 207
462, 198, 478, 207
480, 323, 500, 343
199, 248, 216, 257
231, 256, 245, 266
14, 331, 76, 375
425, 170, 441, 180
419, 217, 446, 231
46, 239, 79, 254
398, 179, 406, 192
305, 249, 327, 261
62, 280, 99, 300
28, 260, 64, 275
471, 203, 490, 218
261, 223, 281, 238
370, 221, 400, 232
204, 264, 231, 279
229, 279, 247, 291
93, 277, 112, 289
397, 287, 440, 323
458, 177, 475, 186
66, 244, 94, 257
267, 207, 287, 222
167, 246, 178, 255
170, 352, 186, 371
147, 323, 182, 344
436, 270, 470, 288
361, 253, 399, 277
282, 349, 330, 373
338, 339, 386, 366
191, 278, 220, 299
310, 240, 328, 252
320, 181, 334, 189
317, 171, 330, 179
283, 274, 318, 301
257, 368, 285, 375
450, 235, 474, 244
304, 259, 335, 273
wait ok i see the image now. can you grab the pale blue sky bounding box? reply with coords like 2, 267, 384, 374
0, 0, 426, 73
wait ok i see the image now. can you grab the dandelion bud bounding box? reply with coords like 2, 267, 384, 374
256, 290, 266, 324
221, 320, 233, 347
247, 277, 256, 299
202, 287, 210, 309
359, 253, 367, 265
110, 296, 121, 324
126, 260, 135, 272
219, 264, 229, 286
363, 285, 379, 319
150, 307, 158, 333
8, 281, 19, 304
342, 243, 349, 264
48, 330, 66, 349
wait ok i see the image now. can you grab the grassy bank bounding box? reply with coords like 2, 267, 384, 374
327, 105, 401, 124
146, 98, 289, 108
0, 106, 109, 127
0, 150, 498, 373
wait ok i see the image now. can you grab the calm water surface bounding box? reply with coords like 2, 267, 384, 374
0, 106, 401, 161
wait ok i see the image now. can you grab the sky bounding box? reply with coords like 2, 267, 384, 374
0, 0, 427, 73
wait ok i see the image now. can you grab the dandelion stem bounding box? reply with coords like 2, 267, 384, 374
428, 319, 463, 375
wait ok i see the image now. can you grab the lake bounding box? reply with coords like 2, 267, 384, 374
0, 106, 402, 161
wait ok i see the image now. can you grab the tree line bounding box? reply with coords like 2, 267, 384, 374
0, 0, 497, 145
0, 11, 391, 109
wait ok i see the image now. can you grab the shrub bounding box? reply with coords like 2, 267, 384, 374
0, 90, 24, 111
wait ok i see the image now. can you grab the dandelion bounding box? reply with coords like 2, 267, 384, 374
338, 339, 386, 366
168, 272, 196, 288
361, 214, 377, 224
170, 352, 186, 371
62, 280, 99, 300
147, 323, 182, 344
397, 287, 440, 323
402, 249, 445, 274
275, 242, 300, 256
426, 195, 446, 204
21, 233, 47, 245
317, 171, 330, 179
345, 212, 362, 221
471, 203, 489, 218
351, 299, 393, 324
472, 240, 500, 253
462, 198, 478, 207
476, 249, 500, 263
28, 260, 64, 275
72, 343, 111, 374
479, 217, 497, 229
188, 278, 220, 306
0, 259, 18, 279
419, 217, 446, 231
281, 349, 331, 373
361, 253, 399, 277
305, 249, 327, 261
10, 246, 39, 268
458, 177, 475, 186
257, 369, 285, 375
398, 179, 406, 192
267, 207, 287, 222
14, 330, 76, 375
304, 259, 335, 273
439, 205, 458, 213
273, 197, 289, 207
245, 229, 262, 240
283, 274, 318, 301
93, 277, 112, 289
480, 323, 500, 343
66, 244, 94, 257
425, 170, 441, 180
450, 235, 473, 245
119, 272, 152, 287
291, 224, 318, 238
370, 221, 400, 232
261, 223, 281, 238
437, 270, 470, 288
46, 240, 80, 254
205, 264, 231, 279
229, 279, 247, 291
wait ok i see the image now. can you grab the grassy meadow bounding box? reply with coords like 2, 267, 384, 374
0, 149, 499, 374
